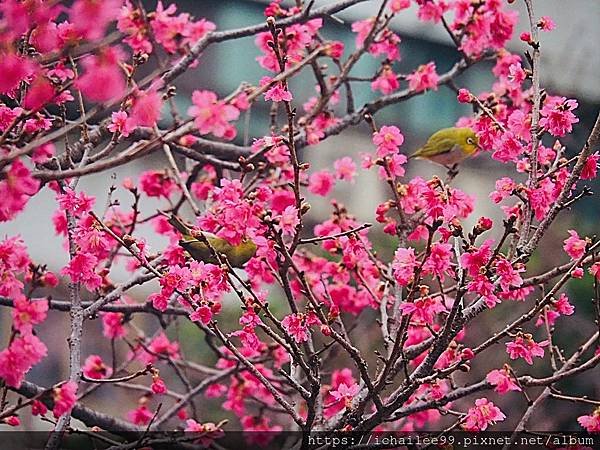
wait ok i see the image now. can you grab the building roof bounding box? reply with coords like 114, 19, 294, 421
261, 0, 600, 101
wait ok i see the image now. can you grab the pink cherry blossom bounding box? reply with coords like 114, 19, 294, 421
32, 142, 55, 164
31, 400, 48, 416
390, 0, 410, 13
82, 355, 112, 380
528, 177, 558, 221
264, 83, 293, 102
520, 32, 532, 43
47, 62, 75, 82
507, 62, 526, 86
538, 16, 556, 32
492, 132, 524, 163
241, 414, 282, 446
590, 263, 600, 281
151, 376, 167, 394
139, 170, 178, 198
417, 1, 448, 24
61, 252, 102, 290
486, 366, 521, 394
468, 274, 500, 308
536, 293, 575, 327
0, 105, 23, 131
76, 47, 126, 103
12, 296, 48, 334
127, 405, 154, 425
477, 217, 494, 231
3, 416, 20, 426
69, 0, 123, 40
275, 205, 299, 237
0, 333, 47, 388
463, 398, 506, 431
578, 408, 600, 432
190, 304, 213, 324
137, 332, 180, 365
581, 152, 599, 180
506, 334, 548, 365
255, 19, 322, 71
127, 89, 163, 128
23, 76, 55, 111
571, 267, 584, 279
324, 41, 344, 59
308, 170, 335, 196
183, 19, 216, 47
563, 230, 587, 260
351, 18, 375, 49
24, 116, 53, 134
407, 62, 439, 92
281, 313, 318, 343
185, 419, 224, 446
188, 90, 240, 140
150, 2, 215, 53
329, 382, 360, 407
107, 111, 132, 137
373, 125, 404, 157
324, 368, 358, 418
333, 157, 357, 182
101, 312, 127, 339
0, 159, 40, 222
196, 179, 263, 246
371, 66, 399, 95
0, 0, 597, 436
507, 110, 531, 140
56, 188, 95, 217
460, 239, 494, 277
74, 218, 113, 259
400, 297, 446, 324
369, 28, 401, 60
0, 236, 32, 298
0, 52, 36, 94
539, 96, 579, 137
495, 258, 523, 291
457, 88, 472, 103
159, 265, 193, 297
149, 2, 187, 53
423, 242, 453, 281
205, 383, 227, 399
117, 2, 152, 52
392, 247, 418, 286
459, 5, 517, 56
379, 152, 408, 178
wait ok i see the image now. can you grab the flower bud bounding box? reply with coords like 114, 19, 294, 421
457, 88, 472, 103
300, 201, 311, 215
476, 216, 493, 232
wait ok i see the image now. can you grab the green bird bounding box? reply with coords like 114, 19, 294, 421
409, 127, 479, 169
167, 215, 257, 268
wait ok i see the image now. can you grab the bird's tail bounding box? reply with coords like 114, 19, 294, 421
167, 214, 191, 235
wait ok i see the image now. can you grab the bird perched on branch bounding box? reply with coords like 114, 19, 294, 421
167, 214, 257, 268
409, 127, 479, 170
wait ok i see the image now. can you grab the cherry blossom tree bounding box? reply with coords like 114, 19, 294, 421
0, 0, 599, 448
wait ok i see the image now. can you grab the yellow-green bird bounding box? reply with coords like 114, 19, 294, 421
168, 215, 257, 268
409, 127, 479, 168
